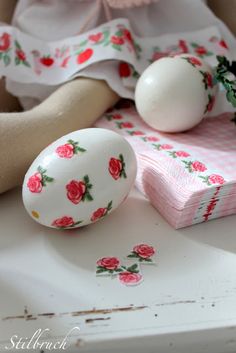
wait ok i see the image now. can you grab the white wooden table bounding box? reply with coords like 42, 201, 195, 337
0, 187, 236, 353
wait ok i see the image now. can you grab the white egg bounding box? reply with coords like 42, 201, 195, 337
135, 54, 218, 133
22, 128, 137, 229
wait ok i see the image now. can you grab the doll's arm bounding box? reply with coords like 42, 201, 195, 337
0, 77, 119, 193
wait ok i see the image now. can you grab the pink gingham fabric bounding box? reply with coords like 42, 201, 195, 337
95, 106, 236, 228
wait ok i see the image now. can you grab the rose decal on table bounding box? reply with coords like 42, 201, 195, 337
56, 139, 86, 159
182, 160, 207, 173
66, 175, 93, 204
51, 216, 82, 229
109, 154, 127, 180
118, 271, 143, 286
91, 201, 112, 222
199, 174, 225, 186
127, 244, 156, 263
27, 166, 54, 193
96, 257, 123, 275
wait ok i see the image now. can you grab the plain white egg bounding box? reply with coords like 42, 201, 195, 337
135, 54, 218, 133
22, 128, 137, 230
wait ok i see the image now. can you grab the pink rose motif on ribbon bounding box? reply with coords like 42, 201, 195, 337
168, 150, 190, 158
200, 71, 214, 90
111, 35, 124, 47
51, 216, 82, 229
56, 139, 86, 158
199, 174, 225, 186
205, 94, 215, 113
116, 121, 134, 129
127, 244, 156, 263
96, 256, 123, 275
183, 160, 207, 173
109, 154, 127, 180
182, 56, 202, 67
106, 113, 123, 121
15, 40, 30, 67
118, 271, 143, 286
190, 43, 213, 57
0, 33, 11, 66
77, 48, 93, 64
119, 62, 131, 78
91, 201, 113, 222
0, 32, 10, 51
66, 175, 93, 204
89, 32, 104, 43
27, 166, 54, 193
153, 143, 173, 151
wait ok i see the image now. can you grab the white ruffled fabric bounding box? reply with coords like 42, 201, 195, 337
1, 0, 235, 109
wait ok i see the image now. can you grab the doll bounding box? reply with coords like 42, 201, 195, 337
0, 0, 235, 194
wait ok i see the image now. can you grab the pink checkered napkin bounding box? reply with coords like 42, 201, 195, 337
95, 106, 236, 228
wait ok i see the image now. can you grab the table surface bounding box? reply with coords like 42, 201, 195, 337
0, 187, 236, 353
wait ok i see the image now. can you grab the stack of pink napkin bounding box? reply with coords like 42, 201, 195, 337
95, 106, 236, 228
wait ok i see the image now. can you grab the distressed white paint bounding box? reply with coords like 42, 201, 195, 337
0, 187, 236, 353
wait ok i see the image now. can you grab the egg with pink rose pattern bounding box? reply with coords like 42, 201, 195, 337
22, 128, 137, 229
135, 54, 218, 133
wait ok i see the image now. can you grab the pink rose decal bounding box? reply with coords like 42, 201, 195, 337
169, 150, 190, 158
175, 151, 190, 157
183, 160, 207, 173
118, 272, 143, 286
191, 161, 207, 172
153, 143, 173, 151
27, 166, 54, 193
208, 174, 225, 185
97, 257, 120, 270
27, 172, 42, 193
127, 244, 156, 263
96, 256, 123, 275
56, 143, 74, 158
109, 154, 127, 180
199, 174, 225, 186
66, 175, 93, 204
51, 216, 82, 229
56, 139, 86, 159
91, 201, 112, 222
